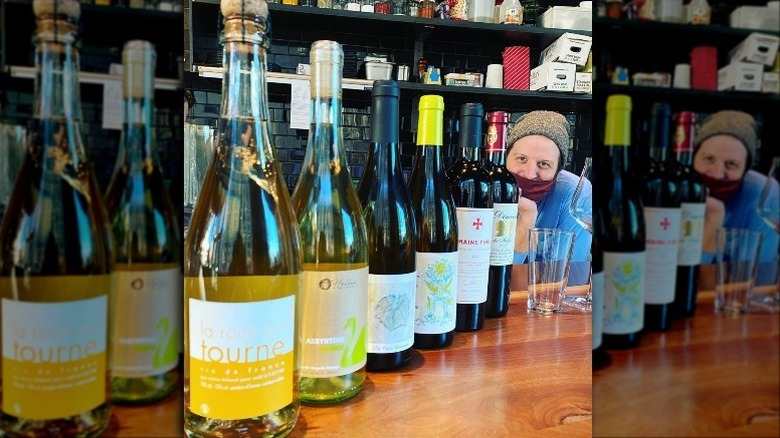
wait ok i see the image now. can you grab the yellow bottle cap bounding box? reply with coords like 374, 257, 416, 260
417, 95, 444, 146
604, 94, 632, 147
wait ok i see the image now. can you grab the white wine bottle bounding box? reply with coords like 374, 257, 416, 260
0, 0, 113, 435
104, 41, 181, 404
291, 40, 369, 404
183, 1, 302, 436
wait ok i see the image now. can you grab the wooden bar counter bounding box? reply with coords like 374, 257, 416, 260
104, 267, 592, 437
593, 283, 780, 437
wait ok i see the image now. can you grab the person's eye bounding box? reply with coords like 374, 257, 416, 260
705, 155, 715, 163
725, 161, 738, 170
539, 161, 551, 169
518, 155, 527, 163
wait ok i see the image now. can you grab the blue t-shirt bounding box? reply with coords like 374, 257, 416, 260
514, 169, 593, 285
701, 169, 779, 286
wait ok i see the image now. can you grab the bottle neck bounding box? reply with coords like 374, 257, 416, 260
219, 35, 273, 167
485, 122, 508, 166
33, 24, 86, 164
649, 114, 671, 163
604, 107, 632, 172
121, 67, 156, 164
374, 141, 403, 182
308, 60, 345, 165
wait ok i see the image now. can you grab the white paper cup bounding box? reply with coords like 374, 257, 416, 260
673, 63, 691, 89
486, 64, 503, 88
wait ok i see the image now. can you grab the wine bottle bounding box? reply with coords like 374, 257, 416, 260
672, 111, 706, 318
408, 95, 458, 349
641, 103, 681, 332
448, 103, 493, 332
483, 110, 518, 318
0, 1, 113, 435
598, 95, 646, 350
183, 3, 301, 435
103, 41, 180, 405
357, 81, 416, 372
291, 40, 368, 403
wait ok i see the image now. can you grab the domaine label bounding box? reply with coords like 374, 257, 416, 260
367, 272, 416, 354
644, 207, 682, 304
490, 203, 518, 266
603, 251, 646, 335
415, 251, 458, 335
592, 271, 605, 350
455, 207, 494, 304
189, 295, 295, 421
678, 202, 706, 266
2, 293, 107, 420
112, 265, 181, 378
300, 268, 368, 378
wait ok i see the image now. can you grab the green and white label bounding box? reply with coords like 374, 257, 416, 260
415, 252, 458, 335
603, 252, 646, 335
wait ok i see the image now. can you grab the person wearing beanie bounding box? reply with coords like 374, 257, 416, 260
506, 110, 592, 286
693, 110, 779, 287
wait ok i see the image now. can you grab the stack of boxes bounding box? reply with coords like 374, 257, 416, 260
718, 32, 780, 94
530, 32, 592, 93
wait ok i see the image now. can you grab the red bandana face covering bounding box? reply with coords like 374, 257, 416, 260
699, 173, 743, 203
513, 174, 556, 202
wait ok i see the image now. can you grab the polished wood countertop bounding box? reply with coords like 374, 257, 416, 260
105, 266, 592, 437
593, 282, 780, 438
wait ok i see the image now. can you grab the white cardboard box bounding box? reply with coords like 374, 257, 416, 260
730, 6, 780, 32
530, 61, 576, 92
540, 6, 592, 31
729, 33, 780, 66
574, 72, 592, 94
763, 72, 780, 94
540, 33, 593, 67
718, 62, 764, 92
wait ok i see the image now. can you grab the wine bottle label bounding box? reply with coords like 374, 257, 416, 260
592, 270, 605, 350
456, 207, 494, 304
367, 272, 416, 353
300, 268, 368, 378
503, 8, 521, 24
678, 202, 705, 266
603, 251, 646, 335
188, 292, 295, 421
643, 207, 681, 304
1, 277, 108, 420
111, 265, 180, 378
415, 251, 458, 334
490, 203, 518, 266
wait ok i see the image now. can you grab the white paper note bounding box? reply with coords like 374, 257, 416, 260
101, 63, 123, 131
290, 80, 310, 131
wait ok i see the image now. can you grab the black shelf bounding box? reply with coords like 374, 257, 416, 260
192, 1, 589, 47
593, 83, 779, 112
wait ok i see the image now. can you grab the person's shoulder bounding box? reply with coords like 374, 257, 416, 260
556, 169, 591, 191
742, 169, 774, 193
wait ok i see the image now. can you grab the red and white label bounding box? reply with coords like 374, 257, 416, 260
644, 207, 681, 304
455, 207, 494, 304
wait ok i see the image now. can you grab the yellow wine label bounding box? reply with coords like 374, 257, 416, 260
300, 268, 368, 378
111, 265, 181, 378
2, 291, 108, 420
188, 295, 295, 421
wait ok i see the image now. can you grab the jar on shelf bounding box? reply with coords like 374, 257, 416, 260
345, 0, 361, 10
419, 0, 436, 17
361, 0, 375, 11
606, 0, 622, 19
375, 0, 392, 13
282, 0, 299, 5
392, 0, 406, 14
299, 0, 316, 6
407, 0, 420, 16
318, 0, 333, 8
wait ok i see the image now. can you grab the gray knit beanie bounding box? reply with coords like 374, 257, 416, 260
694, 110, 757, 166
506, 111, 570, 170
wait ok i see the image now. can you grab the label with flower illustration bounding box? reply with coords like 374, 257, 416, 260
603, 251, 646, 335
367, 272, 416, 353
414, 252, 458, 335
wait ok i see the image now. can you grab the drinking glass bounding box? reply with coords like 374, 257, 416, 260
753, 156, 780, 312
564, 157, 592, 311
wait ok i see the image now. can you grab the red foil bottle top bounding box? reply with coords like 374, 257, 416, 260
485, 111, 509, 152
488, 110, 510, 125
673, 111, 697, 153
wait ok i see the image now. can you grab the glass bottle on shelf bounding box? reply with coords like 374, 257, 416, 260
361, 0, 375, 11
407, 0, 420, 16
520, 0, 540, 25
375, 0, 391, 13
687, 0, 711, 24
282, 0, 299, 5
104, 40, 181, 405
291, 40, 369, 404
318, 0, 333, 8
419, 0, 436, 17
499, 0, 522, 24
469, 0, 496, 23
392, 0, 406, 14
0, 0, 113, 435
345, 0, 361, 10
183, 0, 302, 435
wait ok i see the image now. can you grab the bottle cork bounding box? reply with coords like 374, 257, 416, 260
122, 40, 156, 100
220, 0, 268, 19
309, 40, 343, 99
33, 0, 80, 21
